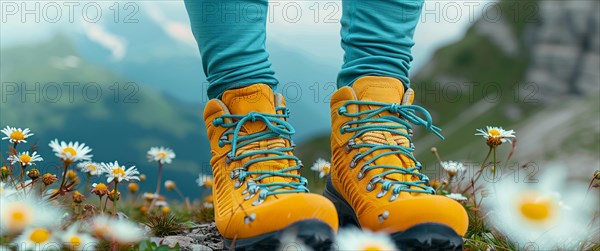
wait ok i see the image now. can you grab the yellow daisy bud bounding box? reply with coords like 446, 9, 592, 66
42, 173, 57, 186
139, 174, 146, 182
27, 168, 40, 180
128, 183, 139, 193
73, 191, 85, 204
91, 183, 109, 196
67, 170, 79, 184
161, 207, 171, 215
108, 189, 120, 201
1, 166, 9, 179
164, 180, 176, 191
140, 206, 148, 214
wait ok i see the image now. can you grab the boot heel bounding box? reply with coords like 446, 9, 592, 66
323, 177, 360, 227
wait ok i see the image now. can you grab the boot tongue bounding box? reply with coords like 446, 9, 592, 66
351, 77, 417, 183
352, 76, 405, 104
221, 84, 276, 134
221, 84, 298, 185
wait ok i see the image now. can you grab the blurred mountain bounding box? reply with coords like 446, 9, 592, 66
69, 9, 333, 140
300, 0, 600, 187
0, 35, 211, 198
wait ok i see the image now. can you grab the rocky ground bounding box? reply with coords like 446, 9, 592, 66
150, 223, 224, 251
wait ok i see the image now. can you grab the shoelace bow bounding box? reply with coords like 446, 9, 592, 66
338, 101, 443, 201
213, 108, 308, 206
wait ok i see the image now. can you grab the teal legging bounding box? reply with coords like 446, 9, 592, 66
185, 0, 424, 99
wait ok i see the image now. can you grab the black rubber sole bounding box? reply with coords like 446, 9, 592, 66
222, 219, 335, 251
323, 177, 463, 251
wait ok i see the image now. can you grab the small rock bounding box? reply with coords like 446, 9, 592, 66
188, 244, 212, 251
162, 236, 194, 249
187, 234, 206, 242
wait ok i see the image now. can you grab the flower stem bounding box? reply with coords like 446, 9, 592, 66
491, 147, 497, 178
58, 162, 70, 193
148, 161, 163, 212
100, 195, 106, 213
112, 181, 119, 217
155, 161, 163, 196
460, 146, 493, 195
19, 164, 25, 187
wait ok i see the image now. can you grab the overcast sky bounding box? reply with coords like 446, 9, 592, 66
1, 0, 495, 72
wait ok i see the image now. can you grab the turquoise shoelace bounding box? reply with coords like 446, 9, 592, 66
212, 107, 308, 206
338, 101, 443, 201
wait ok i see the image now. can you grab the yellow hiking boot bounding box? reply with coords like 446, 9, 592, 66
203, 84, 338, 250
325, 76, 468, 250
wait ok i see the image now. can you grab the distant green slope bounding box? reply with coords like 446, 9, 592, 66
0, 35, 211, 198
298, 0, 598, 187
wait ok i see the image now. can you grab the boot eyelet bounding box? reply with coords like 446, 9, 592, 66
376, 188, 389, 198
389, 193, 399, 202
230, 168, 243, 179
244, 213, 257, 224
366, 183, 375, 192
225, 153, 234, 165
252, 198, 265, 206
357, 172, 364, 180
378, 210, 390, 223
345, 139, 355, 153
244, 192, 256, 201
234, 180, 242, 189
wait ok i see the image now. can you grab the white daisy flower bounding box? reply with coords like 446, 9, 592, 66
1, 126, 34, 144
97, 218, 144, 244
164, 180, 176, 191
155, 200, 169, 208
8, 151, 43, 166
202, 202, 214, 209
310, 158, 331, 178
475, 126, 516, 146
147, 146, 175, 164
335, 228, 398, 251
0, 182, 18, 198
195, 174, 213, 187
446, 193, 468, 201
76, 161, 103, 176
143, 192, 158, 201
60, 224, 97, 250
441, 161, 465, 177
100, 161, 139, 183
49, 139, 93, 163
0, 196, 62, 234
482, 164, 597, 250
12, 227, 60, 250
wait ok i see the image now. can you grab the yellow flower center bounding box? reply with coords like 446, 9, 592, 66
519, 194, 556, 224
10, 130, 25, 141
489, 129, 501, 137
157, 152, 168, 158
322, 166, 331, 173
69, 235, 82, 247
363, 245, 383, 251
63, 147, 77, 157
112, 168, 125, 177
11, 211, 25, 222
19, 154, 32, 163
95, 183, 108, 191
87, 165, 97, 171
29, 228, 50, 243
